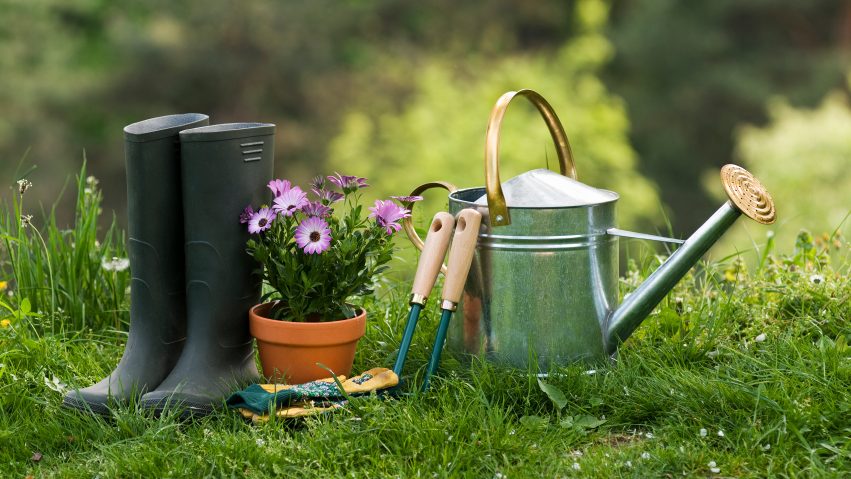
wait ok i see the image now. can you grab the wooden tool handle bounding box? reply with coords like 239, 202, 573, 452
410, 212, 455, 304
402, 181, 458, 276
442, 209, 482, 305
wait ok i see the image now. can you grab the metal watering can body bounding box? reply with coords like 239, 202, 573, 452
405, 89, 777, 371
445, 186, 620, 366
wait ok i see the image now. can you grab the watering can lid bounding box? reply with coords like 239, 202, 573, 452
474, 168, 617, 208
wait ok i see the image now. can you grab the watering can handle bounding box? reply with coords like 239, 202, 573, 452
486, 89, 578, 227
402, 181, 458, 275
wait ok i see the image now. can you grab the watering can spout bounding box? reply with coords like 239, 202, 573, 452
605, 165, 776, 354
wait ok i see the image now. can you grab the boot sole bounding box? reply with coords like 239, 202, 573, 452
61, 395, 113, 417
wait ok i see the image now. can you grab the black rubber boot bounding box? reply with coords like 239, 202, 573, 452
139, 123, 274, 417
63, 113, 210, 415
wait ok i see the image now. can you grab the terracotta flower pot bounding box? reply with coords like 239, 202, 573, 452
248, 302, 366, 384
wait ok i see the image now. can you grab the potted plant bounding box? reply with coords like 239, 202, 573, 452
241, 173, 419, 384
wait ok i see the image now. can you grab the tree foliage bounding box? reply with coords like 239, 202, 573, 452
1, 0, 848, 240
0, 0, 577, 226
328, 0, 660, 229
708, 87, 851, 256
606, 0, 850, 233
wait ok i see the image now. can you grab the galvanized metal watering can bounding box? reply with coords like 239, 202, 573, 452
404, 89, 776, 370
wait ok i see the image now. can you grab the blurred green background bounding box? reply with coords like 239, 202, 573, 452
2, 0, 849, 255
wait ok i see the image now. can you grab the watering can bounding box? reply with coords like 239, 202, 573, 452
403, 89, 776, 369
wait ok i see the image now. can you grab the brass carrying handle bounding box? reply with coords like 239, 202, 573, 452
402, 181, 458, 275
485, 89, 578, 227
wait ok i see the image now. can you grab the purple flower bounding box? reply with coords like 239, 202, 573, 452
313, 188, 345, 204
391, 195, 424, 204
247, 207, 275, 234
328, 173, 369, 193
239, 205, 255, 224
272, 186, 309, 217
301, 201, 332, 218
267, 179, 292, 197
309, 175, 326, 192
295, 217, 332, 254
368, 199, 410, 235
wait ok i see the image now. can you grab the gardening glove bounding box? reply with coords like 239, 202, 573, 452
226, 367, 398, 416
239, 400, 346, 422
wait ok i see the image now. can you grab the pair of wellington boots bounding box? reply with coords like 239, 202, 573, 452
63, 114, 274, 417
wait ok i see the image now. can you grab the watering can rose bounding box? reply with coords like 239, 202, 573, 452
242, 173, 418, 322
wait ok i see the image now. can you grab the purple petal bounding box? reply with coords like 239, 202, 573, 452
369, 199, 410, 224
314, 188, 344, 204
328, 172, 369, 193
239, 205, 255, 224
272, 186, 309, 216
295, 217, 332, 254
248, 207, 275, 234
309, 175, 326, 191
267, 179, 292, 197
301, 201, 332, 218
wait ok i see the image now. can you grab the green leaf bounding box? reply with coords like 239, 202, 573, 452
558, 416, 575, 429
19, 298, 31, 315
537, 378, 567, 411
519, 415, 550, 430
572, 415, 606, 430
341, 304, 355, 318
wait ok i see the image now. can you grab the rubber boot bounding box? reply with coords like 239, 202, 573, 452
63, 113, 210, 415
139, 123, 274, 417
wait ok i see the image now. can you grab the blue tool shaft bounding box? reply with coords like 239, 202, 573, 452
422, 308, 454, 391
393, 303, 423, 376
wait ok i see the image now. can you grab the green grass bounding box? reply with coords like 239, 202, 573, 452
0, 166, 849, 478
1, 159, 129, 333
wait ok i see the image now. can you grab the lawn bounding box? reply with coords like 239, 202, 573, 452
0, 170, 849, 478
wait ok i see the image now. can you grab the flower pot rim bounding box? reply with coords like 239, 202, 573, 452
249, 302, 367, 347
249, 301, 365, 324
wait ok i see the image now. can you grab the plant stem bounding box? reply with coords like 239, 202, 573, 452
22, 192, 56, 322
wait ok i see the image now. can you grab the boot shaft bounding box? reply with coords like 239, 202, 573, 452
179, 123, 275, 352
124, 113, 210, 248
123, 113, 209, 343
